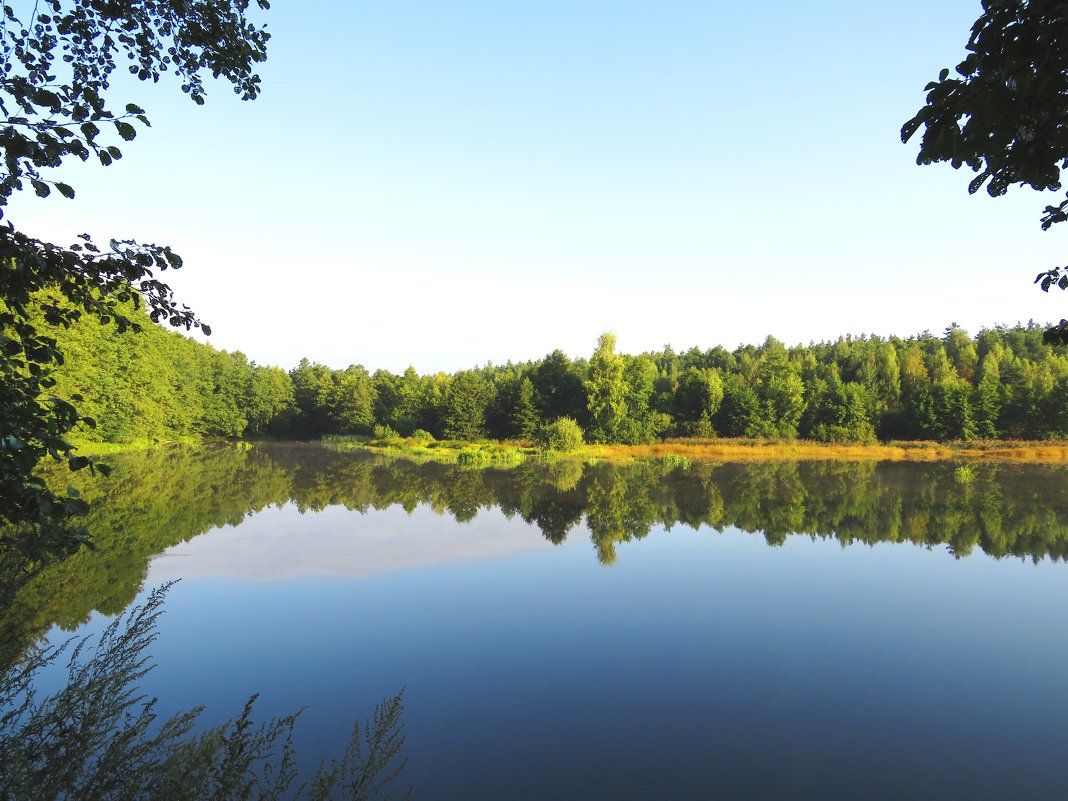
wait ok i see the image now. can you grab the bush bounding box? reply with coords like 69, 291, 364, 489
372, 424, 400, 440
411, 429, 433, 442
456, 449, 491, 465
537, 417, 584, 452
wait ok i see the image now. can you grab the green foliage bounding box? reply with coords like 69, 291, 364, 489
802, 377, 876, 444
0, 585, 410, 801
537, 417, 585, 453
673, 367, 724, 433
531, 350, 587, 425
0, 0, 272, 543
20, 315, 1068, 461
510, 377, 540, 439
326, 366, 378, 435
660, 454, 691, 470
373, 425, 400, 440
411, 429, 433, 442
715, 376, 762, 437
585, 333, 628, 443
442, 370, 493, 441
901, 2, 1068, 337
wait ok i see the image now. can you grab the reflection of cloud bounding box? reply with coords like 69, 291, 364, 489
147, 503, 567, 582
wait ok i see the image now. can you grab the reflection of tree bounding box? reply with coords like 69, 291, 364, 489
7, 446, 1068, 667
583, 463, 664, 565
2, 444, 296, 668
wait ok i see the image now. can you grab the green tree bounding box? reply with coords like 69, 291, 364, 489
443, 370, 493, 440
715, 375, 761, 437
326, 365, 377, 435
974, 353, 1003, 438
944, 324, 979, 382
899, 342, 930, 393
803, 376, 876, 444
290, 359, 335, 437
199, 350, 252, 437
752, 337, 805, 438
673, 367, 724, 436
616, 354, 669, 444
932, 381, 979, 441
585, 332, 628, 443
511, 377, 540, 439
1, 0, 271, 540
246, 365, 296, 434
531, 349, 587, 425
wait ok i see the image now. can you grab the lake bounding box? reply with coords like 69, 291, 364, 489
8, 443, 1068, 799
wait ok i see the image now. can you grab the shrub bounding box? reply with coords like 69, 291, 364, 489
372, 424, 399, 440
411, 429, 433, 442
456, 449, 489, 465
537, 417, 584, 453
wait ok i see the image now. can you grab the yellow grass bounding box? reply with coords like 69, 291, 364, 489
574, 438, 1068, 464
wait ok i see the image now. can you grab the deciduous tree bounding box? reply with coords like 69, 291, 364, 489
1, 0, 271, 541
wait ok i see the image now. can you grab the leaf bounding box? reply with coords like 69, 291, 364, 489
201, 323, 212, 336
55, 182, 74, 199
31, 179, 50, 198
114, 121, 136, 141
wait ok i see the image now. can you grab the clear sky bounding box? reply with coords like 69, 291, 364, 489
10, 1, 1068, 373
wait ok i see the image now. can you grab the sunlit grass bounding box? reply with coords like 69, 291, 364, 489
325, 434, 1068, 465
64, 435, 203, 456
325, 434, 538, 466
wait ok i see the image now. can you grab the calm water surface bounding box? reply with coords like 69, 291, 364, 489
12, 444, 1068, 800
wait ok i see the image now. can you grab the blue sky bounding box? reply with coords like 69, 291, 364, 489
11, 1, 1068, 373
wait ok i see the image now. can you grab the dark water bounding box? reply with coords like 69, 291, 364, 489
11, 444, 1068, 799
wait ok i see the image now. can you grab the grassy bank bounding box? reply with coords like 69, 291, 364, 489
322, 434, 537, 465
324, 434, 1068, 464
65, 436, 207, 456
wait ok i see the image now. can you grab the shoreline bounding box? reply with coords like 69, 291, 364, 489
325, 435, 1068, 465
54, 435, 1068, 465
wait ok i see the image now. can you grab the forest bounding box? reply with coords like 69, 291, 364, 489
32, 292, 1068, 446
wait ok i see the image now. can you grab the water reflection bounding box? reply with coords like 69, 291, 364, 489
5, 442, 1068, 665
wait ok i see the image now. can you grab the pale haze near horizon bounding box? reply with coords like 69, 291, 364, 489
9, 0, 1067, 374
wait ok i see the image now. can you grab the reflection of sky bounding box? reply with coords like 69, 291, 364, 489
134, 519, 1068, 801
147, 503, 570, 582
45, 500, 1068, 801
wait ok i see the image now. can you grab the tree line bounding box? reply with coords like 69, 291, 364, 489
35, 296, 1068, 445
